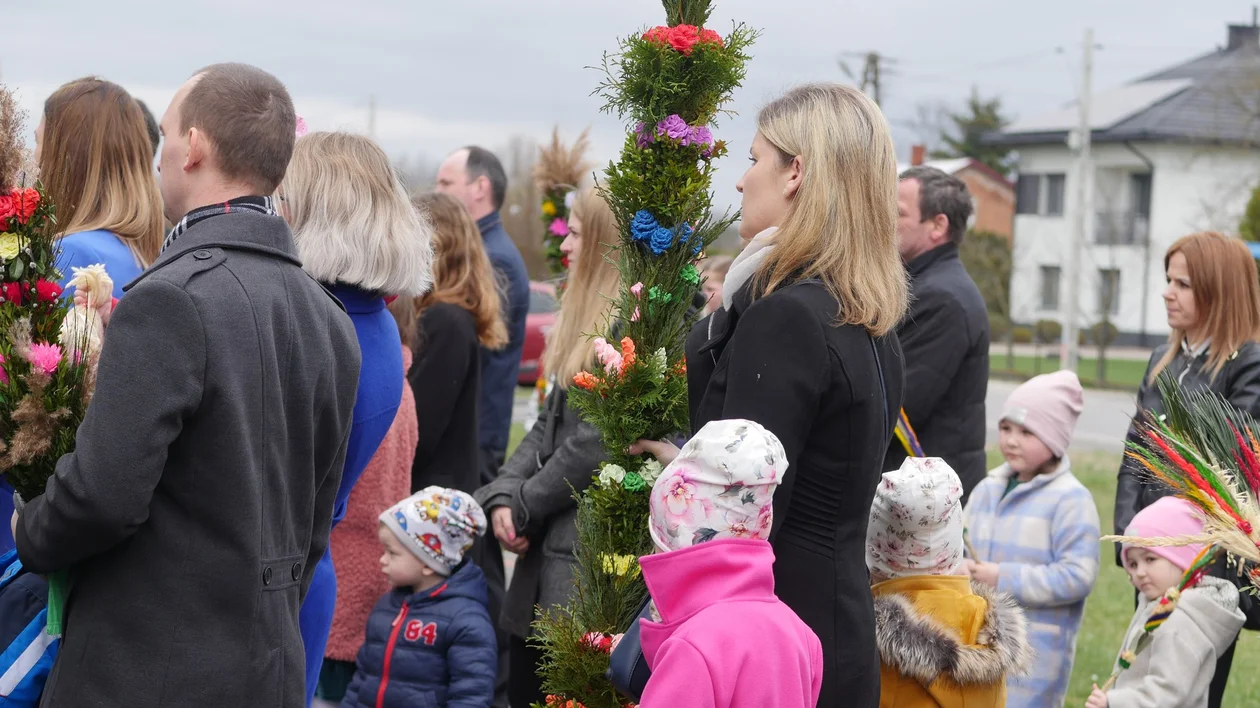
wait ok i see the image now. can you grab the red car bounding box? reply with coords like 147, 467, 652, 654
518, 281, 559, 386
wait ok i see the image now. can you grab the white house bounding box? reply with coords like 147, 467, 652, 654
990, 22, 1260, 346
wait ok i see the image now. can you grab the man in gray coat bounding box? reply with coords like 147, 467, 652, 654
14, 64, 361, 707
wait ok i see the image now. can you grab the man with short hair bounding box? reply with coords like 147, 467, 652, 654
14, 63, 361, 707
883, 166, 990, 499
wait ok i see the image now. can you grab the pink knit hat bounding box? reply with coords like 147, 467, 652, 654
1001, 370, 1084, 458
1123, 496, 1207, 570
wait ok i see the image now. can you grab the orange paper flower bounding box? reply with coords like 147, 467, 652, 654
618, 337, 637, 373
573, 371, 599, 390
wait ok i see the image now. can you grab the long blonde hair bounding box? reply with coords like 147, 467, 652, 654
753, 83, 908, 336
280, 132, 433, 296
410, 192, 507, 349
41, 78, 164, 266
543, 188, 621, 386
1150, 231, 1260, 383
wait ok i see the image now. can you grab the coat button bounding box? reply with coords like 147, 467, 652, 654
193, 250, 212, 260
263, 566, 273, 585
291, 562, 302, 581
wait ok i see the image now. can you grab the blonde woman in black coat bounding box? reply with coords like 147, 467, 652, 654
634, 83, 909, 708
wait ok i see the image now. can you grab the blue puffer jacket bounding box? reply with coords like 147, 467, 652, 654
341, 561, 496, 708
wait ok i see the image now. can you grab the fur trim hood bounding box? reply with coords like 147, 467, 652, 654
874, 580, 1033, 686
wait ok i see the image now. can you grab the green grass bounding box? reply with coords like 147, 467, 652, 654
991, 354, 1148, 391
983, 449, 1260, 707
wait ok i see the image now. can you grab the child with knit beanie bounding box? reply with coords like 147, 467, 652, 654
634, 419, 823, 708
962, 370, 1101, 708
867, 457, 1032, 708
341, 487, 496, 708
1086, 496, 1244, 708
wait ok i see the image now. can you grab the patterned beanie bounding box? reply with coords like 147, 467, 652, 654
866, 457, 965, 578
649, 419, 788, 553
381, 486, 487, 576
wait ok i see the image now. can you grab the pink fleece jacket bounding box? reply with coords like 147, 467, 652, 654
639, 538, 823, 708
324, 347, 419, 662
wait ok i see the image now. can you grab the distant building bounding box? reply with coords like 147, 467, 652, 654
986, 21, 1260, 346
899, 145, 1016, 240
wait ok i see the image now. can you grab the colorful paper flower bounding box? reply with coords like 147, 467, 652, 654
623, 472, 647, 492
0, 194, 13, 221
634, 122, 655, 149
0, 353, 8, 385
681, 264, 700, 286
548, 218, 569, 237
641, 26, 671, 45
599, 553, 639, 576
295, 115, 308, 138
598, 463, 627, 487
657, 114, 690, 141
684, 125, 713, 149
666, 24, 700, 55
698, 28, 724, 46
647, 285, 673, 303
640, 458, 664, 485
27, 342, 62, 376
0, 281, 21, 305
541, 200, 557, 217
582, 632, 614, 653
593, 337, 623, 375
649, 226, 674, 255
631, 306, 641, 322
34, 279, 63, 303
630, 210, 660, 242
630, 282, 644, 297
14, 188, 39, 225
573, 371, 599, 391
0, 233, 19, 260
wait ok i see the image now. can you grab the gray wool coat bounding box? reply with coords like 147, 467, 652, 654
14, 209, 361, 708
475, 385, 605, 639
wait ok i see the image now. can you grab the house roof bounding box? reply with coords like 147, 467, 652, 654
987, 25, 1260, 148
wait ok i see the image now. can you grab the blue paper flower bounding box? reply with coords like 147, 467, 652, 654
649, 226, 675, 255
631, 210, 659, 242
678, 223, 694, 243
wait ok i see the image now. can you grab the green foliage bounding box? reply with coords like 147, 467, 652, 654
1241, 184, 1260, 242
662, 0, 713, 26
540, 188, 570, 277
1090, 321, 1119, 347
959, 229, 1012, 324
1034, 318, 1062, 344
931, 87, 1013, 177
1011, 325, 1033, 344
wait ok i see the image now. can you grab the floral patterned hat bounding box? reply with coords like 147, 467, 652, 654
865, 457, 964, 579
649, 419, 787, 552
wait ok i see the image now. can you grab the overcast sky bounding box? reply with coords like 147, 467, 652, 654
4, 0, 1253, 210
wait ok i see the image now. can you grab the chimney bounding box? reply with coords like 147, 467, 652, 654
910, 144, 926, 166
1228, 17, 1260, 52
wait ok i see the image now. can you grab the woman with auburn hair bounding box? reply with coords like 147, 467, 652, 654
404, 192, 508, 495
1114, 231, 1260, 708
277, 130, 434, 705
475, 187, 621, 707
632, 82, 909, 707
35, 77, 164, 296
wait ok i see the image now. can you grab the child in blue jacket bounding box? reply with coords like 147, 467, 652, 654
342, 486, 496, 708
0, 548, 57, 706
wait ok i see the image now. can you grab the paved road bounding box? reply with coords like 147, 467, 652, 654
986, 378, 1135, 452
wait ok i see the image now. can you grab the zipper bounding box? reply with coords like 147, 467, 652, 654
375, 601, 410, 708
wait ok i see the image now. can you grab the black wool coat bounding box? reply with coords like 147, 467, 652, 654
16, 210, 361, 708
686, 278, 904, 708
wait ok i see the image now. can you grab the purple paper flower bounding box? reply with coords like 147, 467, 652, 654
635, 122, 655, 149
657, 114, 690, 141
687, 125, 713, 148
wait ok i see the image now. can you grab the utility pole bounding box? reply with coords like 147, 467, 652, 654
839, 52, 895, 107
1061, 28, 1093, 373
367, 95, 377, 139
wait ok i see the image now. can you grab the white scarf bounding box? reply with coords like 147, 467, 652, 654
721, 227, 777, 311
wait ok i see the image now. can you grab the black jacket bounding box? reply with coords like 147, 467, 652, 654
882, 243, 989, 498
408, 302, 481, 495
686, 279, 904, 708
15, 210, 361, 708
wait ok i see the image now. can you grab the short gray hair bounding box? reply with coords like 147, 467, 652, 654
899, 166, 972, 245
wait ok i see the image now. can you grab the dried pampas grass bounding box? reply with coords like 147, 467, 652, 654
533, 127, 592, 194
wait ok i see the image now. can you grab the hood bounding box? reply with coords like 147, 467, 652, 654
873, 576, 1033, 686
1175, 576, 1246, 654
409, 559, 489, 608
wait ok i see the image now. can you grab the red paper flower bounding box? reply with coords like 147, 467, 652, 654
13, 188, 39, 225
561, 255, 570, 269
0, 194, 14, 222
642, 26, 670, 45
0, 281, 21, 305
35, 279, 63, 303
667, 24, 701, 54
698, 28, 724, 46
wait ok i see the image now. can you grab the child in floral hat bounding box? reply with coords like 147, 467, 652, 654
867, 457, 1032, 708
340, 487, 496, 708
634, 418, 823, 708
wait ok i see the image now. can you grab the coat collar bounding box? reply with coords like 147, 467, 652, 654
906, 242, 960, 278
872, 576, 1032, 686
327, 283, 386, 315
986, 457, 1072, 501
124, 209, 301, 292
476, 210, 503, 235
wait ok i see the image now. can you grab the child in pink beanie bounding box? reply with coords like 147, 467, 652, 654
962, 370, 1101, 708
1086, 496, 1244, 708
636, 419, 823, 708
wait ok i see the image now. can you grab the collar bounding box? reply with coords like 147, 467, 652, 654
476, 210, 503, 235
162, 196, 276, 253
327, 282, 386, 314
639, 538, 776, 624
1182, 336, 1212, 358
988, 457, 1072, 492
905, 242, 959, 278
721, 226, 777, 311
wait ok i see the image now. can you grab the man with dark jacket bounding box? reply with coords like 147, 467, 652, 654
14, 63, 361, 707
883, 166, 990, 498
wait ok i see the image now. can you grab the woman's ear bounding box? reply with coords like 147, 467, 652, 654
784, 155, 804, 199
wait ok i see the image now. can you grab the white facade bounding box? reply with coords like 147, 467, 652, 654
1009, 142, 1260, 344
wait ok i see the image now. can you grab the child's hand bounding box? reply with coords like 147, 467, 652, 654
965, 559, 1001, 588
609, 633, 625, 653
627, 439, 680, 467
74, 290, 115, 327
1085, 684, 1108, 708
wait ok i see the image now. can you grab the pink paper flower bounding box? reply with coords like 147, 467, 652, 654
630, 282, 644, 297
631, 307, 641, 322
548, 218, 569, 237
27, 342, 62, 376
0, 353, 7, 384
592, 337, 623, 375
295, 115, 309, 138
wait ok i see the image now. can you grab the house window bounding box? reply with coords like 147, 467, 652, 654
1099, 268, 1121, 317
1046, 174, 1066, 216
1040, 265, 1061, 311
1016, 175, 1041, 215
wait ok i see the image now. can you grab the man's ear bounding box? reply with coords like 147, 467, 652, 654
930, 213, 951, 243
185, 128, 207, 173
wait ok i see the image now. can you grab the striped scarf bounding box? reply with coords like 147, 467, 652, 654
161, 196, 276, 254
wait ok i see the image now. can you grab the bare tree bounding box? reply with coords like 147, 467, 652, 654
498, 135, 549, 281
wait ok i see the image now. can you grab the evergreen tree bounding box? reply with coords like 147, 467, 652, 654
1240, 184, 1260, 242
932, 87, 1012, 176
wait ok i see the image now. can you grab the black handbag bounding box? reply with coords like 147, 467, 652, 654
605, 598, 655, 700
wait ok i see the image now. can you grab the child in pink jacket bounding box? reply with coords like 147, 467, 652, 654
637, 419, 823, 707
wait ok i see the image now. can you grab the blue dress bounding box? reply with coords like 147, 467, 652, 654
299, 284, 403, 705
0, 230, 144, 554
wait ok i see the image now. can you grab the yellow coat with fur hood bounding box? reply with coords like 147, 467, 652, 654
871, 575, 1032, 708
